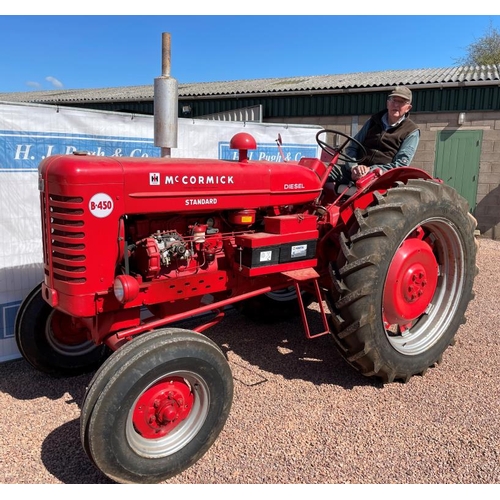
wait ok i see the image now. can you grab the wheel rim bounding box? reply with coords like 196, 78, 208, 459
382, 218, 465, 355
127, 370, 210, 458
46, 310, 96, 357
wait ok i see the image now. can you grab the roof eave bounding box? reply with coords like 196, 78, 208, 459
179, 80, 500, 100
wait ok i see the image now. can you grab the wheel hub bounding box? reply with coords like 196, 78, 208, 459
383, 238, 438, 326
402, 264, 428, 303
51, 311, 90, 346
133, 377, 194, 439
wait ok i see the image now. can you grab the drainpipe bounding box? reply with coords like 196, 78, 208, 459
154, 33, 178, 157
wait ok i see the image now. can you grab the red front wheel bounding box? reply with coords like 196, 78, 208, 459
81, 328, 233, 484
15, 283, 108, 376
127, 373, 208, 457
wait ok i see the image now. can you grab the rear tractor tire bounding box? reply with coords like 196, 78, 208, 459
329, 179, 478, 383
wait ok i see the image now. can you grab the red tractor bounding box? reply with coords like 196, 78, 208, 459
15, 129, 478, 483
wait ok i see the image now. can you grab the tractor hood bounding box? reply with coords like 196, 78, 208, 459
39, 154, 327, 214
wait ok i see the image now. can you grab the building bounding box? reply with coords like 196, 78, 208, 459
1, 65, 499, 239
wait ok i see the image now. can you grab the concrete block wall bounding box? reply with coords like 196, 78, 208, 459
412, 111, 500, 240
475, 117, 500, 240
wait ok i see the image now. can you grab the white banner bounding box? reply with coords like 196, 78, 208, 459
0, 101, 321, 362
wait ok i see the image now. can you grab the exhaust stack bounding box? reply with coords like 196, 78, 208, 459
154, 32, 178, 157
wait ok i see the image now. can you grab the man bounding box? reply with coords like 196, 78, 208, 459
328, 85, 420, 184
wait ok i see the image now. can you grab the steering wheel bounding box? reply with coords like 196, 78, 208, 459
316, 129, 367, 164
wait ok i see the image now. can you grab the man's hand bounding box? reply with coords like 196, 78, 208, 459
351, 165, 370, 180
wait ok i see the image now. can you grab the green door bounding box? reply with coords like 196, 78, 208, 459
434, 130, 482, 211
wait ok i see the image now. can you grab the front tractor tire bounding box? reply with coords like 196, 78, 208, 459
15, 283, 109, 376
80, 328, 234, 484
330, 179, 478, 383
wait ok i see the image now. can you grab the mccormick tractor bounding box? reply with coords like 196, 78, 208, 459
15, 129, 478, 483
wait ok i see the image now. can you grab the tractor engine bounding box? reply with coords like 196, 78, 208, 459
134, 230, 194, 278
130, 219, 225, 279
37, 133, 328, 327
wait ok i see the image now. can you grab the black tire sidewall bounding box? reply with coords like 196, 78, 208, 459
85, 329, 233, 483
15, 285, 107, 376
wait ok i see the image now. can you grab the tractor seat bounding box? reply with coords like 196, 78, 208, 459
336, 183, 357, 196
322, 182, 358, 204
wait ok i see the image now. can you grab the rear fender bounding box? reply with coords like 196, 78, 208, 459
339, 167, 434, 225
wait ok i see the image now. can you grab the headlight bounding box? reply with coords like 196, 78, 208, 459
113, 275, 140, 304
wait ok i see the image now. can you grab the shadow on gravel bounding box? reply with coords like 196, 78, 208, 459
41, 420, 113, 484
0, 360, 110, 483
0, 358, 93, 404
185, 307, 380, 390
0, 305, 380, 484
0, 306, 380, 405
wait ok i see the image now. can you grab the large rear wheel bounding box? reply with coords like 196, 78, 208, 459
329, 179, 478, 382
80, 328, 233, 484
15, 283, 108, 376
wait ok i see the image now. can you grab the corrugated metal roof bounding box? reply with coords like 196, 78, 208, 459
1, 65, 499, 104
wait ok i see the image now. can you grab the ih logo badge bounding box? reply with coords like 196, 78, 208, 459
149, 173, 160, 185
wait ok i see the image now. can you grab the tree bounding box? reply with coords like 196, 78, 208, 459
455, 23, 500, 66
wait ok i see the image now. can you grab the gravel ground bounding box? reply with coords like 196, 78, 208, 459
1, 238, 499, 485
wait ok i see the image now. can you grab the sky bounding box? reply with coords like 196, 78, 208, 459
1, 6, 500, 93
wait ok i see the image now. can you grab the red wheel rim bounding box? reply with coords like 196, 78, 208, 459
383, 236, 438, 327
50, 311, 90, 346
133, 377, 194, 439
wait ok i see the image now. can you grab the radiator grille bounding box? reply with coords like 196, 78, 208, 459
42, 194, 87, 284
